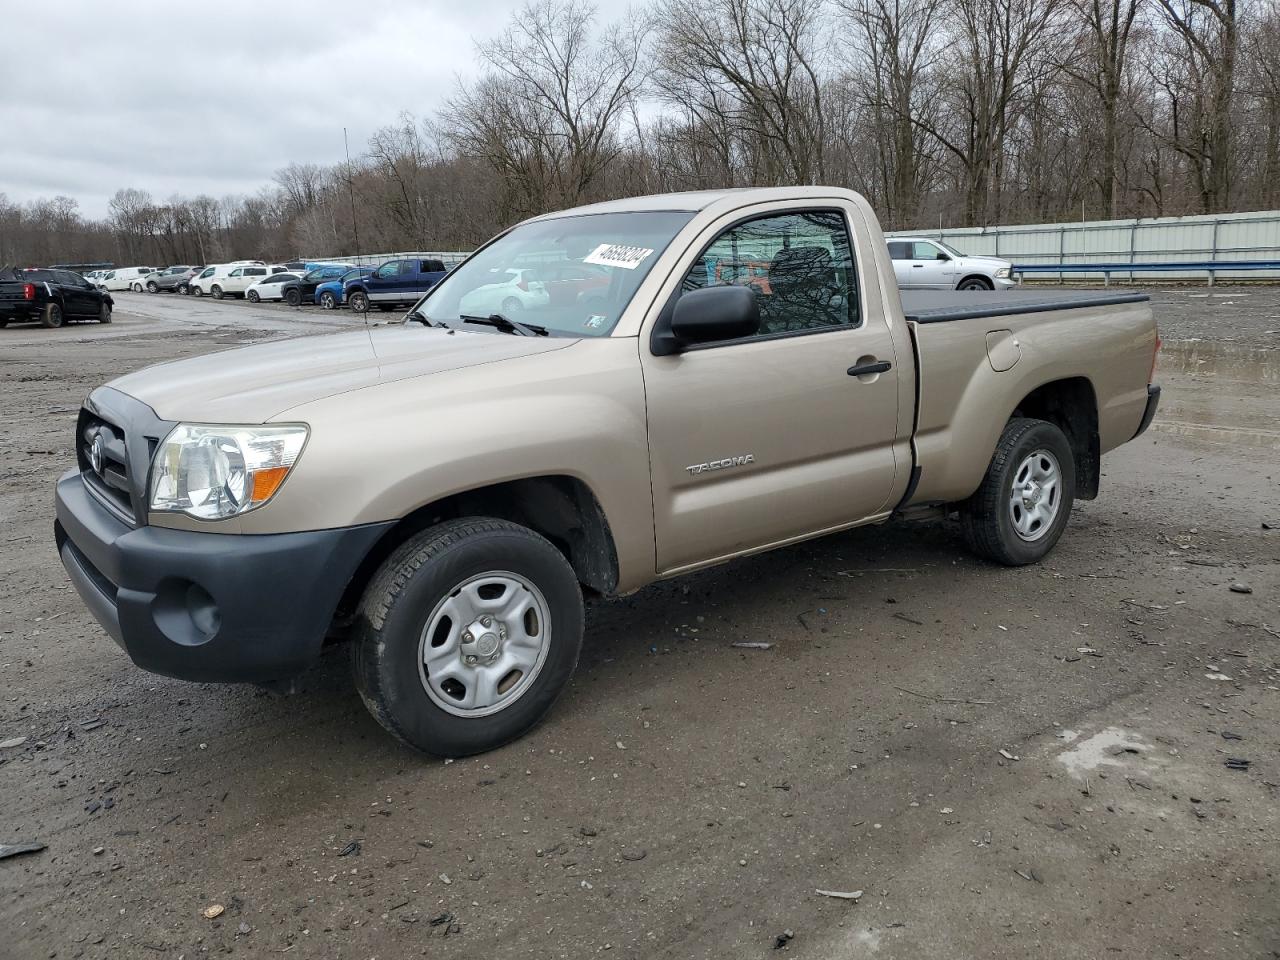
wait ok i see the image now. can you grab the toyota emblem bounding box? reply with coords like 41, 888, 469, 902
89, 433, 105, 474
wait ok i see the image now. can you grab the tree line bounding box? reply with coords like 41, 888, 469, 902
2, 0, 1277, 268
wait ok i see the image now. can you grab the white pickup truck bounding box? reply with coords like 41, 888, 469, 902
55, 187, 1161, 756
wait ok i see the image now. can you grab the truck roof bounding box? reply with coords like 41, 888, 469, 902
527, 186, 862, 221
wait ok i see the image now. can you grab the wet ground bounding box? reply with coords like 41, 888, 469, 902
1, 287, 1278, 959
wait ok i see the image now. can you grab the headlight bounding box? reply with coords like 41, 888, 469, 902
995, 267, 1011, 279
149, 423, 308, 520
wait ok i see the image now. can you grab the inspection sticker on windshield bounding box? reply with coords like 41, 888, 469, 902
583, 243, 654, 270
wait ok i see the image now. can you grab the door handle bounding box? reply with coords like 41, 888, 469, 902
912, 264, 924, 268
848, 360, 892, 377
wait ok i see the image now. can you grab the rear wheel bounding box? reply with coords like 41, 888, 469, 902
352, 518, 584, 757
348, 290, 369, 313
40, 302, 64, 328
501, 296, 523, 314
319, 290, 338, 310
960, 418, 1075, 565
98, 303, 112, 324
247, 290, 260, 303
211, 284, 224, 300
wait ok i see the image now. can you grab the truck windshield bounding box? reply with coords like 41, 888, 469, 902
416, 211, 695, 337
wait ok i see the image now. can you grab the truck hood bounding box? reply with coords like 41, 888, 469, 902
956, 255, 1011, 270
108, 326, 577, 423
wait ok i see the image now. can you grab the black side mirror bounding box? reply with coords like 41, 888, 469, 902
936, 252, 950, 261
654, 285, 760, 355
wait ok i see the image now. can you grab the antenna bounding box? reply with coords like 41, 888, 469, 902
343, 127, 369, 334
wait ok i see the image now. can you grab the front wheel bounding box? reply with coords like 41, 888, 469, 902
348, 290, 369, 313
98, 303, 112, 324
352, 518, 584, 757
247, 290, 260, 303
960, 418, 1075, 565
284, 288, 301, 307
190, 285, 203, 297
146, 281, 158, 293
957, 277, 993, 292
210, 284, 224, 300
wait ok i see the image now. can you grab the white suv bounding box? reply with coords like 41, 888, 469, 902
884, 237, 1015, 291
190, 264, 269, 299
100, 267, 158, 292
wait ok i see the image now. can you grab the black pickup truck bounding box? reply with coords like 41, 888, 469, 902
0, 267, 114, 328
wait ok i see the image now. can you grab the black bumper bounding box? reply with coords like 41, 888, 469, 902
0, 303, 38, 320
54, 471, 393, 683
1133, 384, 1161, 439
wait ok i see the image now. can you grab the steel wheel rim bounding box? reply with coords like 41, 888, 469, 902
418, 571, 552, 718
1009, 448, 1061, 541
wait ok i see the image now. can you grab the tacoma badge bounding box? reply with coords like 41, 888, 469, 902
686, 454, 755, 476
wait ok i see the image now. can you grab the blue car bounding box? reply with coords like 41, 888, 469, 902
315, 268, 370, 310
345, 257, 448, 314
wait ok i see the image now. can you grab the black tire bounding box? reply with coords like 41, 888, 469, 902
146, 281, 159, 293
284, 288, 302, 307
957, 276, 993, 292
247, 290, 260, 303
960, 418, 1075, 566
98, 303, 112, 324
319, 291, 337, 310
0, 320, 8, 328
352, 518, 584, 757
348, 290, 368, 313
40, 302, 64, 329
191, 284, 203, 297
211, 284, 224, 300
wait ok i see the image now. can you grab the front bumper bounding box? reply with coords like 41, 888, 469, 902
993, 276, 1017, 290
1132, 384, 1161, 439
54, 470, 392, 683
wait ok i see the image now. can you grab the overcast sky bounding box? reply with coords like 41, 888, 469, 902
1, 0, 626, 219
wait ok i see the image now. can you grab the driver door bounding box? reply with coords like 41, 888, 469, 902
641, 207, 902, 574
908, 241, 955, 289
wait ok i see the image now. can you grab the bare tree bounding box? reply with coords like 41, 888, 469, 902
1061, 0, 1146, 216
1147, 0, 1238, 212
445, 0, 646, 218
838, 0, 945, 227
654, 0, 830, 185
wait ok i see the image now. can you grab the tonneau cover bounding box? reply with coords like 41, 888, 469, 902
900, 288, 1149, 324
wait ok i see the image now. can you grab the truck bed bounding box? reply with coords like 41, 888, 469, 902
903, 287, 1157, 508
900, 288, 1149, 324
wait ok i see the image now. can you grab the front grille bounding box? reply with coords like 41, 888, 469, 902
78, 409, 137, 524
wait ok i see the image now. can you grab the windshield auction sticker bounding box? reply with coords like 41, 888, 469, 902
583, 244, 655, 270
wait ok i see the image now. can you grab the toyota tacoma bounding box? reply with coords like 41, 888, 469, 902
53, 187, 1161, 756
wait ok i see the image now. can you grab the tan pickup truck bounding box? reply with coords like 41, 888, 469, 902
54, 187, 1161, 756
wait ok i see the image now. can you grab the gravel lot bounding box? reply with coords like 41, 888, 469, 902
1, 287, 1277, 959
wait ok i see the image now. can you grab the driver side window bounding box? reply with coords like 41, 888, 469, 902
375, 261, 401, 279
680, 210, 860, 337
